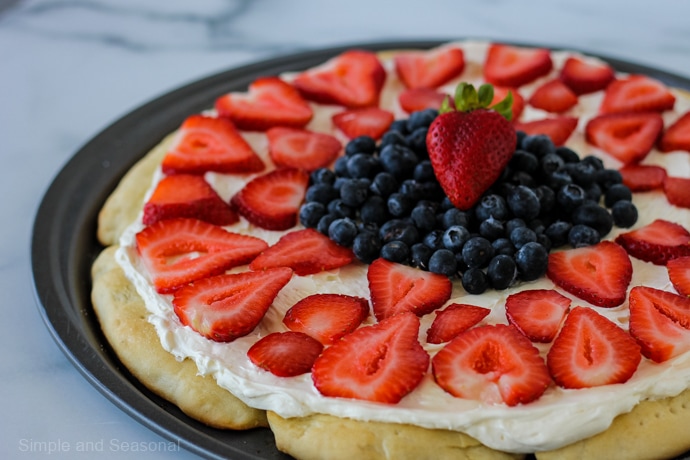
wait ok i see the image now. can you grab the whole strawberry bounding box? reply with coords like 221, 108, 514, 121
426, 83, 516, 210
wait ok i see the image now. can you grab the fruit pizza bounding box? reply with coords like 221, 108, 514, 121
92, 41, 690, 459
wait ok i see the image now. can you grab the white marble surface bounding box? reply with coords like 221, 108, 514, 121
3, 0, 690, 458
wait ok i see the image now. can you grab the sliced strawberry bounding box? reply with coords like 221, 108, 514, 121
231, 168, 309, 230
249, 228, 354, 275
483, 43, 553, 88
247, 331, 324, 377
398, 88, 446, 114
584, 112, 663, 165
432, 324, 551, 406
558, 56, 615, 95
664, 176, 690, 209
546, 241, 632, 308
142, 174, 238, 226
311, 312, 429, 404
283, 293, 369, 345
546, 306, 641, 389
214, 76, 313, 131
292, 50, 386, 108
505, 289, 572, 343
615, 219, 690, 265
394, 46, 465, 89
629, 286, 690, 362
266, 127, 341, 172
135, 218, 268, 294
161, 114, 264, 175
619, 164, 667, 192
426, 303, 490, 344
668, 256, 690, 297
659, 111, 690, 152
599, 75, 676, 114
528, 79, 578, 114
491, 86, 525, 121
367, 258, 452, 321
513, 116, 578, 146
172, 267, 292, 342
332, 107, 394, 140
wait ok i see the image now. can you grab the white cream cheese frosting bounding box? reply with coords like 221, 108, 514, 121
115, 41, 690, 453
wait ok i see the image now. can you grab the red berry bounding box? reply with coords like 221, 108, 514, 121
505, 289, 571, 343
483, 44, 553, 88
247, 331, 324, 377
283, 294, 369, 345
426, 303, 490, 344
615, 219, 690, 265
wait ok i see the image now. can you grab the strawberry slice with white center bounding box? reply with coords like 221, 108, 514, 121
432, 324, 551, 406
135, 218, 268, 294
247, 331, 324, 377
283, 293, 369, 345
483, 44, 553, 88
231, 168, 309, 230
585, 112, 664, 165
659, 111, 690, 152
161, 114, 264, 175
629, 286, 690, 362
266, 127, 341, 172
172, 267, 293, 342
249, 228, 354, 276
505, 289, 572, 343
615, 219, 690, 265
394, 47, 465, 89
599, 75, 676, 114
367, 258, 452, 321
311, 312, 429, 404
215, 76, 313, 131
546, 241, 632, 308
668, 256, 690, 297
664, 176, 690, 209
513, 116, 578, 146
426, 303, 490, 344
619, 164, 667, 192
398, 88, 447, 114
558, 56, 615, 95
547, 306, 641, 389
142, 174, 238, 226
292, 50, 386, 108
528, 79, 578, 114
332, 107, 394, 140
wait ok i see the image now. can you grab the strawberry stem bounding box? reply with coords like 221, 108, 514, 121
439, 82, 513, 121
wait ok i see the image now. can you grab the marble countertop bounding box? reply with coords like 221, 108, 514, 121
3, 0, 690, 458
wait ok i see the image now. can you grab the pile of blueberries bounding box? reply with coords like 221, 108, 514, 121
299, 108, 638, 294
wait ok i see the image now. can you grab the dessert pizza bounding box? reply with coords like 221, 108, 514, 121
92, 41, 690, 459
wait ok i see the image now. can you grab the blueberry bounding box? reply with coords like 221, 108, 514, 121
370, 172, 399, 197
379, 144, 418, 179
411, 202, 438, 232
407, 108, 438, 131
381, 240, 410, 263
423, 229, 446, 251
492, 237, 516, 257
387, 192, 414, 217
346, 153, 379, 179
333, 156, 350, 177
568, 224, 600, 247
534, 185, 556, 214
406, 127, 429, 157
380, 130, 409, 149
305, 183, 338, 205
461, 236, 495, 269
328, 217, 358, 247
487, 254, 517, 290
507, 185, 541, 220
567, 161, 597, 187
317, 214, 337, 235
595, 168, 623, 189
611, 200, 638, 228
522, 134, 556, 157
476, 194, 510, 221
571, 202, 613, 237
510, 226, 537, 249
388, 119, 409, 135
327, 199, 355, 218
413, 160, 436, 182
299, 202, 326, 228
555, 146, 580, 163
379, 219, 419, 246
557, 184, 587, 212
442, 208, 472, 229
509, 171, 537, 188
310, 168, 336, 185
462, 267, 489, 295
540, 153, 565, 177
584, 183, 603, 203
604, 183, 633, 208
360, 195, 389, 226
510, 150, 539, 174
352, 231, 382, 264
581, 155, 605, 171
398, 179, 424, 202
344, 135, 377, 156
339, 178, 369, 207
515, 242, 549, 281
443, 225, 471, 253
429, 249, 458, 277
411, 243, 434, 269
545, 220, 572, 248
479, 216, 505, 241
505, 218, 527, 236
